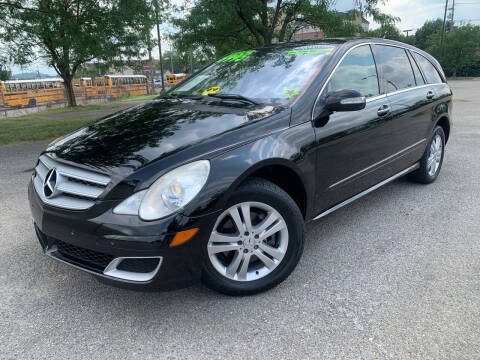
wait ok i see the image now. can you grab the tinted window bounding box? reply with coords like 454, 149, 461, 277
407, 51, 425, 85
412, 53, 443, 84
325, 45, 379, 98
375, 45, 416, 92
172, 44, 336, 105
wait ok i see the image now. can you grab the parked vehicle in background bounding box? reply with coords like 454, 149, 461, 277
0, 74, 148, 109
0, 78, 64, 108
29, 38, 452, 295
104, 75, 148, 97
166, 73, 187, 85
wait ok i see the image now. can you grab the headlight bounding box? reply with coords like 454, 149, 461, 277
113, 160, 210, 220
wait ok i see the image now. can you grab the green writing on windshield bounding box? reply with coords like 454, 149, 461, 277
287, 48, 333, 55
217, 50, 255, 63
282, 88, 299, 98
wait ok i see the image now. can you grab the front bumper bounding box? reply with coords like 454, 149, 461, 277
28, 179, 219, 291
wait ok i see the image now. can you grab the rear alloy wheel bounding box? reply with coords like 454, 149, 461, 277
202, 179, 304, 295
408, 125, 445, 184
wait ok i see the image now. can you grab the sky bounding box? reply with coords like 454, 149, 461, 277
8, 0, 480, 76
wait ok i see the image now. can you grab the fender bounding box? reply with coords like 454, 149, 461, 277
184, 121, 317, 219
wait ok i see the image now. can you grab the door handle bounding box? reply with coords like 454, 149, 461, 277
377, 104, 390, 117
426, 90, 434, 99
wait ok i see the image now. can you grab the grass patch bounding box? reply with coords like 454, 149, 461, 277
117, 93, 159, 102
0, 116, 99, 146
29, 103, 118, 116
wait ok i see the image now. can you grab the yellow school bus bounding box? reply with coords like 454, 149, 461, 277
0, 78, 64, 108
166, 73, 187, 85
104, 75, 148, 98
0, 74, 148, 108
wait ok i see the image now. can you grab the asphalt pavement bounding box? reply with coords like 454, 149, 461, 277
0, 80, 479, 359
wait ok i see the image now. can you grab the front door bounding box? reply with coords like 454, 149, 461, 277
313, 44, 396, 214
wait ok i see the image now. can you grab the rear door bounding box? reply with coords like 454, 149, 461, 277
373, 44, 433, 171
410, 51, 451, 137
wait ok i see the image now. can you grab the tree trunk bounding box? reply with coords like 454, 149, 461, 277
63, 77, 77, 107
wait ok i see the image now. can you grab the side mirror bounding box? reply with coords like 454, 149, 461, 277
325, 89, 366, 112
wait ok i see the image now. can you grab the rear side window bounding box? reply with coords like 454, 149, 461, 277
412, 53, 443, 84
407, 51, 425, 85
374, 45, 415, 92
325, 45, 379, 98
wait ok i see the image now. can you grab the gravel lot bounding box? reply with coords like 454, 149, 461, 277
0, 80, 479, 359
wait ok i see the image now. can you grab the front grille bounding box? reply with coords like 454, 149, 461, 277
56, 239, 114, 270
116, 258, 160, 273
33, 154, 110, 210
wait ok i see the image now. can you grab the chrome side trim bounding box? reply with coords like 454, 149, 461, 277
103, 257, 163, 282
383, 84, 433, 98
365, 94, 387, 103
312, 163, 419, 221
329, 139, 426, 189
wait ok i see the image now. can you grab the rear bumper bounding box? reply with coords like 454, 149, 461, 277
29, 179, 219, 291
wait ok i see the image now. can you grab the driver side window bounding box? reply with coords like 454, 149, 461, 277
325, 45, 379, 98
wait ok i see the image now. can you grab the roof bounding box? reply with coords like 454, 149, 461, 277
3, 78, 63, 84
106, 74, 146, 78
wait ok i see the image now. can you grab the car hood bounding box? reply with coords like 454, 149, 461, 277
45, 99, 286, 178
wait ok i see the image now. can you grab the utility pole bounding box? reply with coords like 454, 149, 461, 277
154, 0, 165, 93
403, 29, 413, 37
147, 46, 154, 95
440, 0, 449, 55
450, 0, 455, 28
189, 52, 193, 74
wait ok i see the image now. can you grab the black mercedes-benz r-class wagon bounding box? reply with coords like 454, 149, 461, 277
29, 38, 452, 295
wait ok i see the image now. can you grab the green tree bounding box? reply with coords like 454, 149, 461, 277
426, 24, 480, 77
171, 0, 396, 59
364, 23, 402, 40
0, 52, 11, 80
414, 19, 451, 50
0, 67, 11, 81
162, 48, 215, 73
0, 0, 163, 106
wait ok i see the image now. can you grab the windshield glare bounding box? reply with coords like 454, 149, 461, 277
170, 45, 336, 105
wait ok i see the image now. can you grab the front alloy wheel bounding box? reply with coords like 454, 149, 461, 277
202, 178, 304, 295
208, 202, 289, 282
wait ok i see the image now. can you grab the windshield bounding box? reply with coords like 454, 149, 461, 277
169, 44, 336, 105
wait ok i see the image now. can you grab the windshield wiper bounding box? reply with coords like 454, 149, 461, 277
166, 93, 203, 100
207, 93, 259, 105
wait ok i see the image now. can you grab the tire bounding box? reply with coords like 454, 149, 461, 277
28, 98, 37, 108
408, 125, 445, 184
202, 178, 305, 296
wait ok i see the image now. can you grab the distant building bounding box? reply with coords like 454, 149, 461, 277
342, 10, 370, 32
291, 23, 325, 41
290, 10, 369, 42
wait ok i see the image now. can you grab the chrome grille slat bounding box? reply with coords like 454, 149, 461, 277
33, 154, 111, 210
33, 176, 96, 210
39, 155, 110, 186
35, 161, 49, 181
56, 180, 104, 199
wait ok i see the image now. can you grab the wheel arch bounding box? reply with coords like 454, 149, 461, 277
436, 116, 450, 143
224, 158, 309, 220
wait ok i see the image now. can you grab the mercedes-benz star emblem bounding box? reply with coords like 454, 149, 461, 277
43, 168, 58, 198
